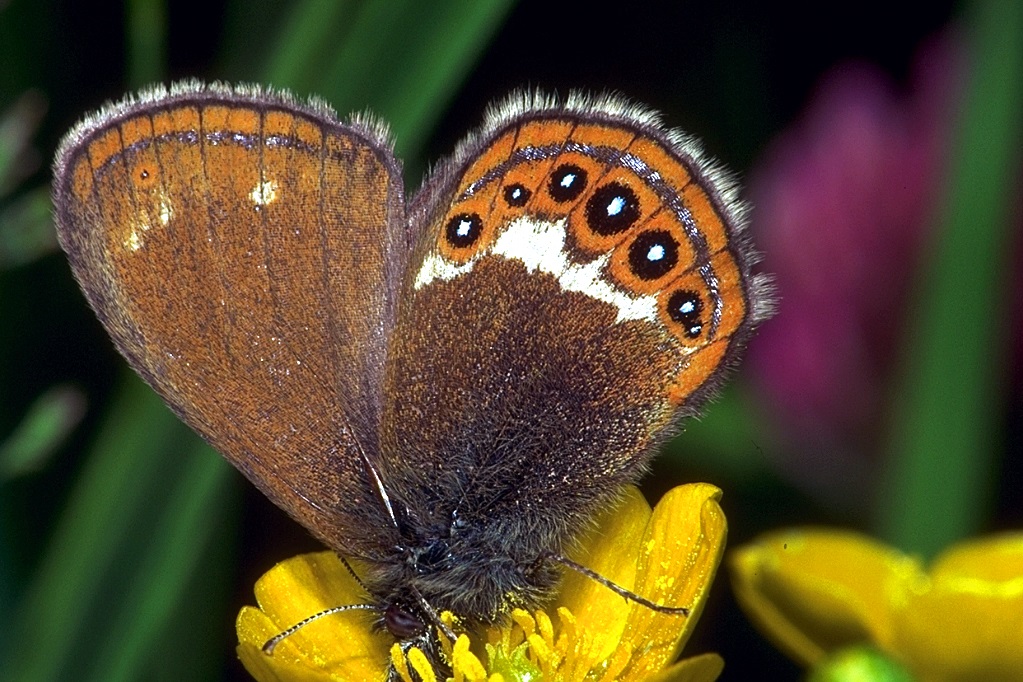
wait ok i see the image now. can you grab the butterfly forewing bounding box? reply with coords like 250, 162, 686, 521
378, 98, 762, 575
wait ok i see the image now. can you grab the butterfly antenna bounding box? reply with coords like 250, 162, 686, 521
261, 603, 378, 654
339, 555, 373, 595
547, 553, 690, 615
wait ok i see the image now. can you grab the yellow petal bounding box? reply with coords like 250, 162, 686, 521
471, 485, 725, 681
557, 485, 652, 664
729, 530, 911, 666
236, 552, 390, 682
237, 486, 728, 682
890, 534, 1023, 681
930, 532, 1023, 582
731, 531, 1023, 681
643, 652, 724, 682
237, 636, 343, 682
620, 483, 727, 678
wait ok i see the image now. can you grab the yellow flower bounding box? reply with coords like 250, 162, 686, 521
730, 529, 1023, 681
237, 483, 728, 682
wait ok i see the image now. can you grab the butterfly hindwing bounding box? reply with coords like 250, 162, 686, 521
53, 83, 406, 554
373, 93, 766, 616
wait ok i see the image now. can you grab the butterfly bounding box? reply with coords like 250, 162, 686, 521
53, 81, 770, 673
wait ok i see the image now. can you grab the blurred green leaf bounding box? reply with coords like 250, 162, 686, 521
0, 89, 52, 268
669, 386, 775, 483
125, 0, 167, 87
314, 0, 516, 158
236, 0, 517, 160
0, 185, 56, 269
0, 378, 228, 681
0, 384, 86, 480
0, 90, 46, 196
86, 435, 236, 682
877, 0, 1023, 556
260, 1, 357, 90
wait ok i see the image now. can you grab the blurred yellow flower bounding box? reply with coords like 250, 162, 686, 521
236, 483, 728, 681
730, 529, 1023, 681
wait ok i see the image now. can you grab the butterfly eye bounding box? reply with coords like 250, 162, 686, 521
503, 183, 531, 207
444, 212, 484, 248
628, 229, 679, 280
548, 164, 588, 202
667, 289, 704, 338
585, 182, 640, 236
383, 603, 427, 639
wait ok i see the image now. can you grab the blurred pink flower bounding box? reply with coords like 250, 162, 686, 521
747, 32, 966, 495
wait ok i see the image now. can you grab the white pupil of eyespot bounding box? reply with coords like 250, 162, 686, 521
607, 196, 625, 216
457, 220, 472, 236
511, 188, 522, 198
646, 244, 665, 262
560, 174, 576, 188
679, 300, 695, 314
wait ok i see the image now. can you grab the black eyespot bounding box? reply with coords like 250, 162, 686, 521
548, 164, 588, 202
503, 183, 531, 206
444, 212, 483, 248
628, 229, 679, 280
667, 289, 704, 338
585, 182, 640, 236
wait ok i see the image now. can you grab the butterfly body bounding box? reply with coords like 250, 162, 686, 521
53, 82, 769, 659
